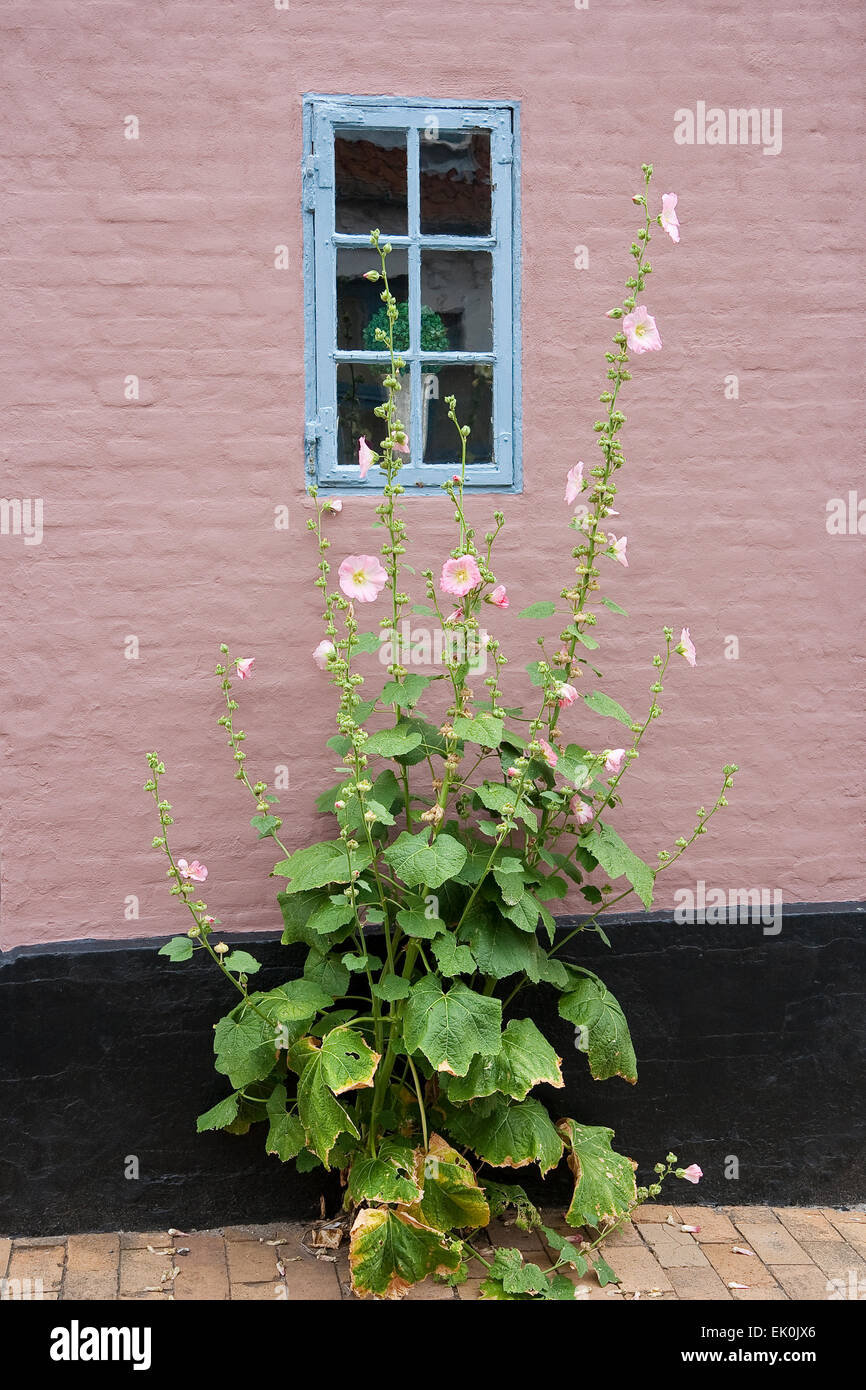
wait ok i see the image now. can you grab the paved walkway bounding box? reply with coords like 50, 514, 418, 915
2, 1205, 865, 1301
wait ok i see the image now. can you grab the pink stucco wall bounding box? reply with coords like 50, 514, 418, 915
1, 0, 863, 950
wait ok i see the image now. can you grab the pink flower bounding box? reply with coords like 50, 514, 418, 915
622, 305, 662, 354
506, 766, 520, 779
358, 436, 376, 479
607, 534, 628, 567
393, 439, 410, 454
660, 192, 680, 244
565, 462, 585, 505
236, 658, 255, 679
570, 796, 593, 826
177, 858, 208, 882
557, 683, 578, 708
677, 627, 697, 667
440, 554, 482, 598
327, 498, 343, 514
488, 584, 509, 609
680, 1164, 703, 1185
537, 739, 558, 767
603, 748, 626, 775
443, 608, 464, 626
338, 554, 388, 603
313, 639, 336, 670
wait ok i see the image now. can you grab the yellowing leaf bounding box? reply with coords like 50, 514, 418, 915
348, 1207, 461, 1300
557, 1118, 638, 1229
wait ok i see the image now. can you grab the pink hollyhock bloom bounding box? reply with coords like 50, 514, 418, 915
603, 748, 626, 775
313, 638, 336, 670
622, 305, 662, 354
607, 534, 628, 567
506, 766, 520, 779
488, 584, 509, 609
557, 683, 578, 708
565, 461, 585, 505
236, 658, 255, 679
680, 1164, 703, 1184
177, 858, 208, 882
570, 796, 593, 826
440, 554, 482, 598
327, 498, 343, 514
660, 192, 680, 244
537, 739, 558, 767
443, 607, 464, 626
677, 627, 697, 667
358, 436, 375, 479
393, 439, 410, 454
338, 554, 388, 603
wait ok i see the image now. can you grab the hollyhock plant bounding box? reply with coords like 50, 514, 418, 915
660, 192, 680, 243
236, 657, 254, 679
622, 305, 662, 353
677, 626, 697, 667
146, 169, 737, 1302
338, 554, 388, 602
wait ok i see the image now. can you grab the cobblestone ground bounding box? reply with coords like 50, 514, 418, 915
2, 1206, 865, 1301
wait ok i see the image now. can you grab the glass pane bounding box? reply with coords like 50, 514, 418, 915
420, 250, 492, 353
337, 362, 411, 470
337, 248, 408, 351
334, 128, 408, 234
420, 128, 491, 236
421, 363, 493, 466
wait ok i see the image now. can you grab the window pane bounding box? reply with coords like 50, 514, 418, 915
334, 129, 408, 235
421, 363, 493, 465
420, 250, 493, 353
337, 247, 408, 351
337, 362, 411, 469
420, 128, 491, 236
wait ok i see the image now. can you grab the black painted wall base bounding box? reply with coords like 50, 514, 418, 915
2, 903, 864, 1236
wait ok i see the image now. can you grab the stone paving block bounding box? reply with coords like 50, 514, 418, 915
703, 1243, 778, 1288
231, 1282, 286, 1300
120, 1231, 173, 1250
667, 1266, 732, 1300
725, 1206, 779, 1224
631, 1204, 681, 1225
677, 1207, 740, 1243
8, 1243, 65, 1291
734, 1221, 810, 1265
770, 1264, 836, 1300
730, 1286, 788, 1301
223, 1223, 303, 1244
0, 1239, 11, 1278
119, 1246, 172, 1296
640, 1225, 711, 1269
405, 1279, 458, 1299
456, 1277, 485, 1300
173, 1233, 229, 1301
799, 1240, 866, 1283
282, 1252, 342, 1300
773, 1208, 838, 1242
119, 1292, 170, 1301
488, 1219, 546, 1256
64, 1234, 120, 1300
226, 1239, 284, 1285
604, 1244, 673, 1293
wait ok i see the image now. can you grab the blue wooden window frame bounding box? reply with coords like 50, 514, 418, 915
302, 95, 521, 492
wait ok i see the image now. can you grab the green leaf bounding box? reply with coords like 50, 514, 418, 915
214, 1009, 282, 1089
431, 934, 477, 978
395, 905, 447, 939
517, 601, 557, 620
278, 889, 329, 946
403, 976, 502, 1076
469, 912, 564, 984
371, 973, 411, 1002
582, 690, 633, 728
383, 830, 467, 890
557, 1119, 638, 1229
196, 1093, 240, 1133
287, 1035, 363, 1167
411, 1133, 490, 1231
475, 781, 538, 831
317, 1026, 381, 1095
250, 812, 281, 839
490, 1246, 548, 1295
273, 839, 372, 891
590, 822, 655, 909
452, 711, 504, 748
593, 1254, 620, 1287
304, 948, 351, 998
365, 726, 423, 758
447, 1019, 564, 1103
358, 797, 396, 827
380, 674, 431, 709
159, 936, 193, 962
349, 1207, 462, 1299
525, 660, 546, 687
222, 950, 261, 976
445, 1095, 563, 1176
558, 973, 637, 1083
307, 896, 356, 935
264, 1084, 305, 1161
347, 1139, 421, 1206
352, 631, 383, 655
600, 596, 628, 616
255, 979, 333, 1024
